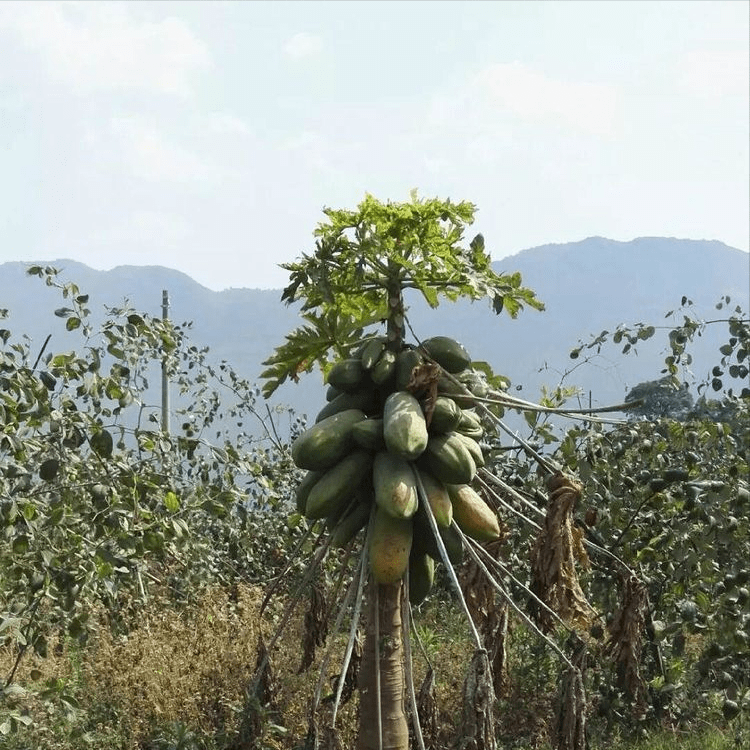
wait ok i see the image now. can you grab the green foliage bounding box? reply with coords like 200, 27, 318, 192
569, 296, 749, 399
477, 300, 750, 742
261, 192, 543, 396
1, 267, 308, 734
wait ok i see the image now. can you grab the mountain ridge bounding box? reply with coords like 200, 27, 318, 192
1, 237, 747, 425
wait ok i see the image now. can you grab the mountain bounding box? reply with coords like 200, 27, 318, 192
1, 237, 747, 430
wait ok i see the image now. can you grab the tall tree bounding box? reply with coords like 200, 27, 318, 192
262, 192, 543, 748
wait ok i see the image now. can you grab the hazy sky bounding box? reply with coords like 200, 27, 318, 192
1, 1, 748, 291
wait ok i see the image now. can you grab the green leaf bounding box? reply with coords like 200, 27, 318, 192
12, 536, 29, 555
164, 491, 180, 512
264, 193, 543, 395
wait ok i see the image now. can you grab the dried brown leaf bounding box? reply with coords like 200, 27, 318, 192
606, 575, 648, 712
299, 581, 329, 674
530, 472, 595, 633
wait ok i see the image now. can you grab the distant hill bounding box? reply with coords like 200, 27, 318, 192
1, 237, 747, 430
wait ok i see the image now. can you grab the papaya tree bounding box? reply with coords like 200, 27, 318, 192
259, 191, 558, 749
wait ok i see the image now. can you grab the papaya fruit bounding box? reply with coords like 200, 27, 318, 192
395, 347, 424, 390
371, 349, 397, 385
409, 552, 435, 606
420, 336, 471, 373
369, 507, 412, 584
325, 494, 357, 530
351, 418, 386, 452
456, 409, 483, 439
292, 409, 367, 471
373, 451, 418, 519
447, 484, 501, 542
417, 432, 476, 485
415, 468, 452, 527
426, 395, 463, 434
383, 391, 429, 460
412, 505, 463, 565
305, 450, 373, 519
315, 389, 376, 422
359, 336, 387, 370
295, 470, 322, 513
454, 432, 485, 468
330, 496, 372, 549
326, 384, 342, 402
437, 373, 476, 408
327, 358, 367, 393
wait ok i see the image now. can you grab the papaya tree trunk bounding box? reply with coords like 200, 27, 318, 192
357, 274, 410, 749
357, 581, 409, 750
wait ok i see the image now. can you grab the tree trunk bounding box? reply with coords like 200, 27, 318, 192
357, 581, 409, 750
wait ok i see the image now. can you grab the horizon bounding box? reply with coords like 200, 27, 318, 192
2, 233, 747, 293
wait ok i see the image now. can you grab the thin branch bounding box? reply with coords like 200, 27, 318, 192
403, 571, 426, 750
477, 471, 544, 531
479, 470, 637, 576
413, 469, 483, 650
4, 595, 43, 688
31, 334, 52, 373
255, 527, 336, 685
455, 525, 576, 671
409, 606, 433, 673
331, 535, 369, 726
466, 531, 573, 636
309, 539, 362, 718
260, 522, 321, 616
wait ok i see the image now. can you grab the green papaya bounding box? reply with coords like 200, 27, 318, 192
305, 450, 373, 519
457, 409, 483, 439
326, 384, 343, 402
447, 483, 501, 542
292, 409, 366, 470
330, 496, 372, 549
417, 432, 476, 485
454, 432, 485, 468
409, 552, 435, 606
437, 373, 476, 408
395, 347, 424, 390
369, 507, 412, 584
420, 336, 472, 373
373, 451, 418, 519
359, 336, 387, 370
427, 395, 463, 433
412, 505, 463, 565
351, 418, 386, 452
383, 391, 429, 460
371, 349, 397, 385
327, 358, 367, 393
295, 470, 322, 513
415, 468, 452, 527
316, 389, 376, 422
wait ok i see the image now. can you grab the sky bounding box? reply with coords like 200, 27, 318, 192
0, 0, 748, 291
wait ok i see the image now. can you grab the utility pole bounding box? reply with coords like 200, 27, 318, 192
161, 289, 170, 435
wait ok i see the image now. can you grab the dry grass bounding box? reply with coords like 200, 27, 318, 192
0, 582, 480, 749
1, 584, 264, 748
86, 584, 263, 743
10, 579, 712, 750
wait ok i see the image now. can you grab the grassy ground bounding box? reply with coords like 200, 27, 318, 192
1, 581, 745, 749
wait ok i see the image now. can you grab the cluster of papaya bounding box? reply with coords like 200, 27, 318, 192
291, 335, 501, 605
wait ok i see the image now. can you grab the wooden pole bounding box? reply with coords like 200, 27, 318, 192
161, 289, 170, 435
